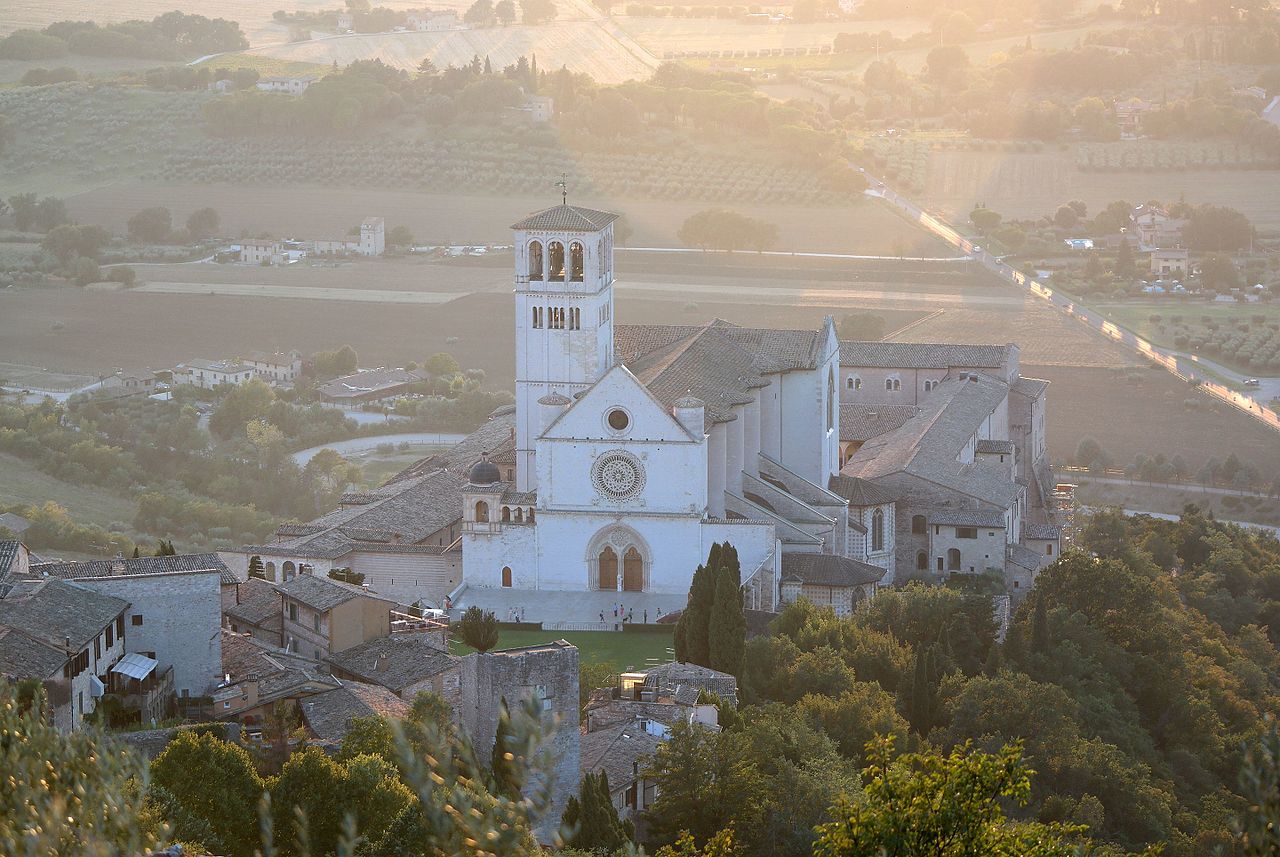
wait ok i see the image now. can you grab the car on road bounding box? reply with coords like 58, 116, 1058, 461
1244, 378, 1261, 387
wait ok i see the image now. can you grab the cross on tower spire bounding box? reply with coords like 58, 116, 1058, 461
555, 172, 568, 205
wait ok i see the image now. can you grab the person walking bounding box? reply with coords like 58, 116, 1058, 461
643, 608, 648, 624
599, 611, 605, 623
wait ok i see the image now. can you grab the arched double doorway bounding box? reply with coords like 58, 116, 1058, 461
587, 526, 649, 592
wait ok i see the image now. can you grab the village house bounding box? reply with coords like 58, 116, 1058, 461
246, 350, 303, 385
336, 11, 354, 29
223, 576, 284, 642
239, 239, 284, 265
1150, 247, 1190, 277
1131, 204, 1187, 252
173, 358, 257, 389
256, 75, 319, 95
278, 574, 396, 660
299, 679, 410, 747
326, 630, 461, 706
213, 630, 340, 740
317, 366, 428, 405
407, 9, 461, 30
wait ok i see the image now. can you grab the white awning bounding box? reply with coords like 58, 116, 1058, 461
89, 675, 105, 698
110, 653, 158, 681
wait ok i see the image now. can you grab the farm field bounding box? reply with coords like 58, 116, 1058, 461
615, 15, 921, 54
920, 149, 1280, 230
65, 184, 944, 254
242, 23, 657, 83
450, 628, 674, 667
1028, 363, 1280, 482
0, 452, 138, 532
1092, 300, 1280, 375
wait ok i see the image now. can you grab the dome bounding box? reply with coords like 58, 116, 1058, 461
467, 454, 501, 486
674, 395, 704, 409
538, 391, 572, 406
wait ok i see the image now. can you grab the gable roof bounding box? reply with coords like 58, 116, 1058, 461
225, 578, 283, 627
840, 403, 920, 443
0, 579, 128, 651
580, 719, 666, 793
278, 574, 388, 612
840, 341, 1010, 370
927, 508, 1007, 528
975, 439, 1014, 455
781, 553, 886, 587
0, 625, 69, 681
1025, 522, 1062, 540
0, 541, 20, 578
326, 632, 458, 693
30, 553, 236, 587
300, 680, 411, 745
511, 204, 619, 232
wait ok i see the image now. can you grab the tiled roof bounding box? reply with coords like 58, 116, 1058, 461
300, 680, 411, 745
0, 541, 20, 577
278, 574, 388, 612
839, 341, 1010, 370
640, 661, 738, 705
615, 320, 824, 429
0, 513, 30, 534
317, 367, 426, 400
580, 719, 666, 795
927, 508, 1007, 528
0, 625, 68, 680
224, 578, 282, 626
840, 373, 1020, 510
781, 553, 886, 587
975, 439, 1015, 455
326, 632, 458, 693
510, 204, 619, 232
0, 579, 128, 651
1011, 376, 1049, 399
1025, 522, 1062, 540
30, 553, 236, 587
827, 475, 896, 507
840, 404, 920, 442
1007, 543, 1044, 572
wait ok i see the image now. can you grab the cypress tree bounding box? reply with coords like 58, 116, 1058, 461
907, 645, 938, 735
567, 771, 630, 851
676, 543, 721, 666
1031, 596, 1051, 654
490, 698, 521, 799
982, 643, 1002, 676
708, 543, 746, 677
131, 546, 140, 558
248, 556, 265, 580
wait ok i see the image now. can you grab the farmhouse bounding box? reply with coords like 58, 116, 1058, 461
1150, 247, 1189, 276
225, 203, 1059, 616
256, 75, 319, 95
172, 358, 257, 389
245, 349, 303, 384
317, 366, 427, 404
407, 9, 461, 30
312, 217, 386, 257
239, 239, 284, 265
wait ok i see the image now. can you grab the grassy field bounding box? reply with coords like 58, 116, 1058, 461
451, 628, 675, 668
616, 15, 921, 55
1092, 301, 1280, 374
920, 148, 1280, 230
1029, 363, 1280, 482
0, 452, 137, 530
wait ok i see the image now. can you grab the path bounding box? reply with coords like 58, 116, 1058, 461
1082, 506, 1280, 538
291, 431, 466, 465
1061, 470, 1277, 500
861, 176, 1280, 433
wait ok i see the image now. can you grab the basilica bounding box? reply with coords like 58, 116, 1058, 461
232, 203, 1061, 621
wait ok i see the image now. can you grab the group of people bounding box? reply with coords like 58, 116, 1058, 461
599, 603, 661, 625
506, 606, 526, 623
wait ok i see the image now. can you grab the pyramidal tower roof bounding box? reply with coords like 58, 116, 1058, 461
510, 204, 619, 232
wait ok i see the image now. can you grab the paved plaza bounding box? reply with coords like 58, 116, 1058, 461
452, 586, 687, 630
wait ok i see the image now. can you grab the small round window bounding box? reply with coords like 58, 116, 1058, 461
606, 408, 630, 432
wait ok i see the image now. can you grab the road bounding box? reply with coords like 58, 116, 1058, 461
862, 179, 1280, 433
1060, 470, 1277, 500
1082, 506, 1280, 538
291, 432, 466, 465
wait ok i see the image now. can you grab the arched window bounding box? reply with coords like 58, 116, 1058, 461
548, 241, 565, 282
514, 508, 524, 522
265, 561, 276, 582
475, 501, 489, 523
527, 508, 535, 522
282, 560, 296, 581
501, 566, 512, 587
598, 546, 618, 591
947, 548, 961, 571
885, 378, 894, 391
911, 514, 927, 535
871, 508, 885, 552
846, 377, 855, 390
569, 241, 584, 281
623, 546, 644, 591
528, 241, 543, 281
827, 369, 835, 431
917, 551, 928, 570
501, 507, 511, 522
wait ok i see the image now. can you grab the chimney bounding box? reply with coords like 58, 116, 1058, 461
374, 653, 388, 672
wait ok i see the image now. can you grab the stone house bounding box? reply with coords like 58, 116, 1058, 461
779, 552, 885, 616
277, 574, 396, 660
326, 630, 460, 707
224, 577, 284, 642
299, 680, 410, 748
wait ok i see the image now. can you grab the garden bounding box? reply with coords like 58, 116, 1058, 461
1093, 302, 1280, 374
1077, 140, 1280, 171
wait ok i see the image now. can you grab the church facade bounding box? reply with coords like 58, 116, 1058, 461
460, 204, 867, 608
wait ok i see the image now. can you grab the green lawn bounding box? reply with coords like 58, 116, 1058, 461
1093, 300, 1280, 376
0, 451, 137, 530
451, 629, 675, 670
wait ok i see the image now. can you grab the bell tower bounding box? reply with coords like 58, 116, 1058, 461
510, 203, 619, 492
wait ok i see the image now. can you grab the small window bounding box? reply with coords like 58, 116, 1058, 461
116, 616, 124, 636
288, 603, 298, 621
607, 409, 630, 431
106, 625, 113, 648
1046, 543, 1054, 555
502, 566, 513, 587
313, 614, 322, 632
911, 514, 927, 535
223, 700, 232, 709
94, 637, 100, 660
956, 527, 977, 539
131, 615, 143, 627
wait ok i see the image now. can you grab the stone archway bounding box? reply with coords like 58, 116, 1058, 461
586, 525, 650, 592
